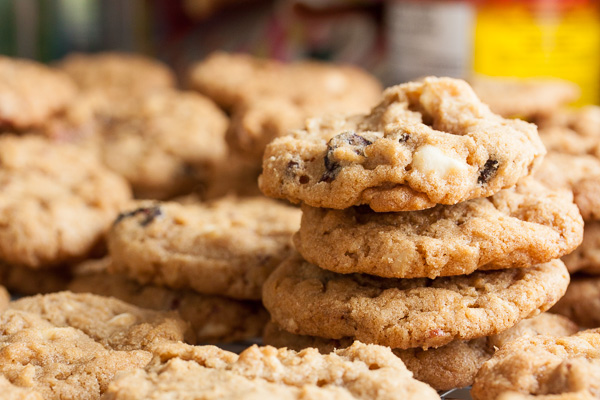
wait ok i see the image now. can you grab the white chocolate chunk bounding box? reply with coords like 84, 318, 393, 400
412, 144, 469, 178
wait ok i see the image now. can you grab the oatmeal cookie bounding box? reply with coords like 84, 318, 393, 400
9, 291, 194, 347
0, 135, 131, 268
108, 197, 300, 300
0, 56, 76, 129
69, 258, 268, 343
58, 52, 175, 96
0, 285, 8, 311
471, 329, 600, 400
188, 51, 381, 112
104, 341, 440, 399
295, 178, 582, 279
551, 276, 600, 327
259, 77, 544, 211
535, 153, 600, 221
262, 255, 569, 349
562, 221, 600, 275
470, 76, 580, 119
48, 90, 229, 199
264, 313, 579, 391
0, 291, 191, 400
0, 375, 44, 400
538, 105, 600, 138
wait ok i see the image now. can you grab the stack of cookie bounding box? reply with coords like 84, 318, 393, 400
258, 77, 584, 390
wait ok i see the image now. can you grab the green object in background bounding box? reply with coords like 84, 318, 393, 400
0, 0, 16, 56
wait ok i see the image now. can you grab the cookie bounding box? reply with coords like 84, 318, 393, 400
551, 276, 600, 327
108, 197, 301, 300
295, 178, 582, 279
0, 56, 76, 130
469, 76, 580, 119
69, 258, 268, 343
9, 291, 194, 347
259, 77, 544, 211
104, 341, 441, 399
0, 291, 192, 400
48, 89, 229, 199
58, 52, 175, 96
0, 135, 131, 268
535, 153, 600, 221
0, 262, 72, 295
471, 329, 600, 400
562, 221, 600, 275
538, 105, 600, 138
188, 51, 382, 112
263, 255, 570, 349
264, 313, 579, 391
0, 376, 43, 400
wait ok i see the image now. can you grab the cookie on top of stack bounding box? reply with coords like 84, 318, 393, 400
259, 77, 584, 390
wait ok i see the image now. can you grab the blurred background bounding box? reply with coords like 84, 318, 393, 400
1, 0, 599, 104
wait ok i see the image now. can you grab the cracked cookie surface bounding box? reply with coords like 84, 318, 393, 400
262, 255, 569, 350
259, 77, 544, 211
0, 291, 191, 400
471, 329, 600, 400
104, 341, 440, 400
263, 313, 579, 391
108, 197, 300, 300
295, 178, 582, 279
0, 135, 131, 268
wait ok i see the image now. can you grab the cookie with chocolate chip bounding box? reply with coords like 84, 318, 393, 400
295, 178, 582, 279
259, 77, 545, 211
262, 254, 570, 350
108, 197, 301, 300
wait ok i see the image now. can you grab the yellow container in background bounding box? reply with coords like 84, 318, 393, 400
473, 0, 600, 105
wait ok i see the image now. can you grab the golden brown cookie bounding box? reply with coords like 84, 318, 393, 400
470, 76, 580, 119
9, 291, 194, 347
259, 77, 544, 211
264, 313, 579, 391
0, 291, 191, 400
189, 51, 382, 112
58, 52, 175, 96
0, 56, 76, 130
69, 258, 268, 343
262, 255, 570, 350
295, 178, 582, 279
0, 135, 131, 268
535, 153, 600, 221
108, 197, 300, 300
104, 341, 441, 399
0, 376, 43, 400
551, 276, 600, 327
471, 329, 600, 400
190, 52, 382, 163
47, 89, 229, 199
